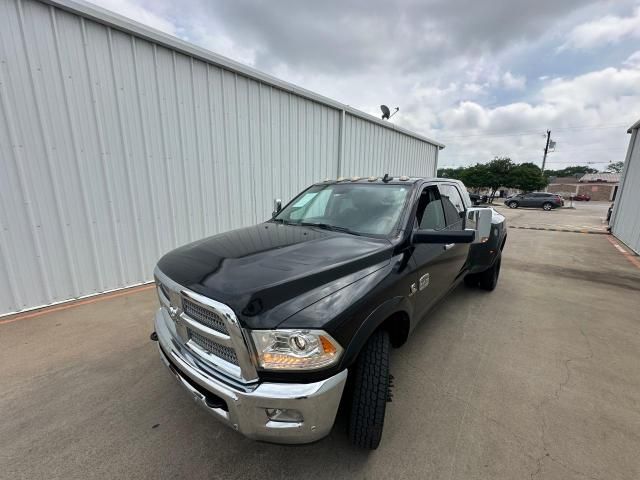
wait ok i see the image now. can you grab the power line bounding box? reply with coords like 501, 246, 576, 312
436, 122, 629, 140
439, 131, 542, 140
439, 144, 627, 158
542, 160, 613, 164
550, 147, 627, 153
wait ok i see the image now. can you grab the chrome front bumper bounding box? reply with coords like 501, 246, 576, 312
154, 308, 347, 444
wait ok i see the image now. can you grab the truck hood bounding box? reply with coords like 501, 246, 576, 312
156, 222, 393, 329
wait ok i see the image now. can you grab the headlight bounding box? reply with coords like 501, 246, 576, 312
250, 329, 343, 371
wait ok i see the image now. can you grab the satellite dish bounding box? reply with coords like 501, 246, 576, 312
380, 105, 391, 120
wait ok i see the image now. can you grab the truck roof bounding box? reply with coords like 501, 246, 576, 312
314, 176, 462, 186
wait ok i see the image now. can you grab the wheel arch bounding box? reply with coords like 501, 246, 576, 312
340, 297, 412, 369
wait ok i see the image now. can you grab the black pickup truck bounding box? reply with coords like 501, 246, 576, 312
151, 176, 507, 449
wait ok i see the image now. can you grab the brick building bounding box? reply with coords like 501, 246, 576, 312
547, 173, 620, 201
577, 173, 621, 201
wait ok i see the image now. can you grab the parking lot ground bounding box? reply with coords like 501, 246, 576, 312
2, 209, 640, 479
495, 200, 610, 233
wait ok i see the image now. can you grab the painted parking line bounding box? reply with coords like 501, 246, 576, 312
508, 225, 608, 235
606, 236, 640, 270
0, 283, 156, 326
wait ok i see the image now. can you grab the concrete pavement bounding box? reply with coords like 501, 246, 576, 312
1, 210, 640, 479
495, 201, 610, 233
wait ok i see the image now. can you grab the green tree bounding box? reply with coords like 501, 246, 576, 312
544, 165, 598, 177
437, 167, 467, 179
437, 157, 548, 201
507, 163, 548, 192
459, 163, 491, 190
483, 157, 514, 202
605, 161, 624, 173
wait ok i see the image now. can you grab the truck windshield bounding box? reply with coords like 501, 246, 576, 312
273, 183, 411, 236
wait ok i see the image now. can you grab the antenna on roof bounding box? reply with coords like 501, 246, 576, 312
382, 173, 391, 183
380, 105, 399, 120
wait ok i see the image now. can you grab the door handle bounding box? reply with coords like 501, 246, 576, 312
444, 243, 455, 250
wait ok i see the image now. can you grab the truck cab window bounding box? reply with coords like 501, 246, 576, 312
438, 184, 465, 230
415, 186, 446, 230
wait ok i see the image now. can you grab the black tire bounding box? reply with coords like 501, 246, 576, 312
507, 201, 518, 209
348, 329, 390, 449
542, 202, 553, 211
479, 254, 501, 291
464, 273, 479, 287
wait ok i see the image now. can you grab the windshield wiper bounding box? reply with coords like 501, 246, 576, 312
297, 222, 363, 236
272, 218, 295, 225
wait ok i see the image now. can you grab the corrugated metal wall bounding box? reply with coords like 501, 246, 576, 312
611, 123, 640, 254
341, 113, 438, 177
0, 0, 441, 315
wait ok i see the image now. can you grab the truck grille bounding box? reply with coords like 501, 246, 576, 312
188, 329, 238, 365
182, 298, 229, 335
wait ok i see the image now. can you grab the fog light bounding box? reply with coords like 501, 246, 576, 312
265, 408, 304, 423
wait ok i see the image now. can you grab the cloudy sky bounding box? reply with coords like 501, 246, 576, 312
91, 0, 640, 170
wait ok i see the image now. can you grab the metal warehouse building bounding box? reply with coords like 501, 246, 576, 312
610, 119, 640, 255
0, 0, 443, 315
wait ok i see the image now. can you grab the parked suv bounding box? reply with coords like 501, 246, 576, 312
151, 177, 507, 449
505, 192, 564, 210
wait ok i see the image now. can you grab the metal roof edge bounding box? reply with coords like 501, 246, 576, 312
628, 118, 640, 134
41, 0, 444, 149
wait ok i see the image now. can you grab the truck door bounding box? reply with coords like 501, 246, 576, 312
410, 185, 460, 319
437, 183, 472, 285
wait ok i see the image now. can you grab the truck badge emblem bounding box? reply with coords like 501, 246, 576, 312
168, 305, 179, 320
409, 283, 417, 297
419, 273, 430, 291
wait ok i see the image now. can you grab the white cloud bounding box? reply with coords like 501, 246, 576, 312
502, 71, 526, 90
623, 50, 640, 67
186, 23, 258, 67
560, 6, 640, 50
437, 63, 640, 168
542, 67, 640, 105
89, 0, 178, 35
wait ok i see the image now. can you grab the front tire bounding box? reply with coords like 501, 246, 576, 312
507, 201, 518, 209
348, 329, 390, 449
542, 202, 553, 211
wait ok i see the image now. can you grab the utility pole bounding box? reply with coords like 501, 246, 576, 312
541, 130, 551, 173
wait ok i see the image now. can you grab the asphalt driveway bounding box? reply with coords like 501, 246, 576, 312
1, 206, 639, 480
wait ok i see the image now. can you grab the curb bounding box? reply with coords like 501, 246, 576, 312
508, 225, 609, 235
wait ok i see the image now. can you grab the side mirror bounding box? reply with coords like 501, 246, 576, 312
272, 198, 282, 217
466, 207, 492, 243
412, 207, 492, 245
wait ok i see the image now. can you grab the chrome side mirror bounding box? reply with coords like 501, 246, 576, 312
272, 198, 282, 217
466, 207, 492, 243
